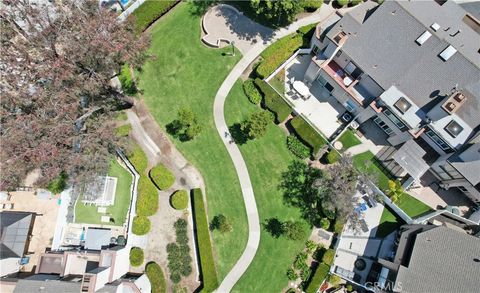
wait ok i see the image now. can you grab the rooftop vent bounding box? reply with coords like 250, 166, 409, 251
439, 45, 457, 61
431, 23, 440, 31
416, 31, 432, 45
445, 120, 463, 138
442, 92, 466, 114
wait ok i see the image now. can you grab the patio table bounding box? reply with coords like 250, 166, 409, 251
292, 80, 310, 98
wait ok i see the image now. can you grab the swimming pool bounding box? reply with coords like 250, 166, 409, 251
120, 0, 130, 7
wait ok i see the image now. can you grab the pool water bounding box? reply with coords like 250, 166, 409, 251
120, 0, 130, 6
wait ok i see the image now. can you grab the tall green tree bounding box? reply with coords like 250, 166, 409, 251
250, 0, 302, 26
240, 110, 271, 139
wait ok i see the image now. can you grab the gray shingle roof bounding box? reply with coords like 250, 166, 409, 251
13, 279, 81, 293
0, 212, 33, 259
327, 0, 480, 128
395, 226, 480, 293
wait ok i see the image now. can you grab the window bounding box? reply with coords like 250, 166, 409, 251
384, 109, 406, 130
444, 120, 463, 138
312, 45, 320, 55
426, 130, 450, 151
374, 117, 394, 135
335, 49, 342, 58
325, 82, 334, 92
394, 97, 412, 114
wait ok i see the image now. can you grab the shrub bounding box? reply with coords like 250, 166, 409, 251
322, 249, 335, 266
47, 172, 68, 194
241, 111, 272, 139
287, 267, 298, 280
130, 0, 180, 33
130, 247, 144, 267
290, 116, 326, 153
287, 135, 311, 159
255, 78, 291, 123
132, 216, 151, 235
257, 34, 304, 79
284, 221, 306, 241
328, 274, 342, 286
210, 214, 232, 233
119, 64, 137, 95
170, 190, 189, 210
294, 252, 308, 270
305, 263, 330, 293
243, 79, 262, 104
333, 218, 344, 234
320, 218, 330, 230
336, 0, 349, 7
146, 262, 167, 293
326, 150, 340, 164
321, 203, 336, 220
305, 240, 318, 254
128, 144, 148, 174
137, 176, 159, 216
115, 124, 132, 137
350, 0, 362, 6
167, 218, 192, 283
346, 284, 354, 292
301, 0, 323, 12
150, 164, 175, 190
192, 189, 218, 291
168, 107, 202, 141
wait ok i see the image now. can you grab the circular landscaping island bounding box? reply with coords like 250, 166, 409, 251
170, 190, 189, 210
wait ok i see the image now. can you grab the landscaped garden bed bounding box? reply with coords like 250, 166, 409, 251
290, 116, 327, 153
255, 78, 291, 123
146, 262, 167, 293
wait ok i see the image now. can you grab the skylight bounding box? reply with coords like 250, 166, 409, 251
394, 97, 412, 114
439, 45, 457, 61
416, 31, 432, 45
445, 120, 463, 138
431, 23, 440, 31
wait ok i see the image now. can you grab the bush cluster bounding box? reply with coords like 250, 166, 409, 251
243, 79, 262, 104
210, 214, 232, 233
290, 116, 326, 153
146, 262, 167, 293
192, 188, 219, 291
132, 215, 151, 235
255, 78, 291, 123
287, 135, 311, 159
130, 247, 144, 267
150, 164, 175, 190
322, 249, 335, 266
118, 64, 137, 96
167, 218, 192, 283
137, 176, 159, 216
301, 0, 324, 12
326, 150, 340, 164
47, 172, 68, 194
305, 263, 330, 293
336, 0, 349, 7
320, 218, 330, 230
170, 189, 189, 210
130, 0, 180, 33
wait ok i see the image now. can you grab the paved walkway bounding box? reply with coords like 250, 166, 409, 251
212, 4, 336, 292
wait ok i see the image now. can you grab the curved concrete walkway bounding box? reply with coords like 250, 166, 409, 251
212, 5, 336, 292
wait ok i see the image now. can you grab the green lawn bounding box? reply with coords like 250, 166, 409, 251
135, 2, 247, 280
352, 151, 390, 190
397, 192, 432, 218
75, 159, 133, 225
376, 206, 403, 238
225, 80, 310, 292
337, 129, 361, 150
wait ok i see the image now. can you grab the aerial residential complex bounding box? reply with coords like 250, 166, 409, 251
285, 0, 480, 203
1, 0, 479, 293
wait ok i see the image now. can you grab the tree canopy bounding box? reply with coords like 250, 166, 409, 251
0, 0, 149, 190
250, 0, 302, 26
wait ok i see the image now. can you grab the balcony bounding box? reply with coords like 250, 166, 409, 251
321, 60, 370, 106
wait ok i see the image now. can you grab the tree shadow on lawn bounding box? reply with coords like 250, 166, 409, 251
263, 217, 284, 238
228, 123, 248, 145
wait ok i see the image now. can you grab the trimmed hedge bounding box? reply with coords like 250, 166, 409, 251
305, 263, 330, 293
243, 79, 262, 105
146, 262, 167, 293
257, 34, 303, 79
192, 188, 218, 292
322, 249, 335, 266
171, 190, 189, 210
287, 135, 311, 159
132, 215, 151, 235
255, 78, 291, 123
150, 164, 175, 190
301, 0, 323, 12
131, 0, 180, 33
130, 247, 144, 267
290, 116, 327, 153
137, 176, 159, 216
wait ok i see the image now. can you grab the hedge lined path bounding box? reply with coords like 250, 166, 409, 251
211, 4, 336, 292
127, 106, 203, 292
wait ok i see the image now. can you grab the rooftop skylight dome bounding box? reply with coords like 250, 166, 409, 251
445, 120, 463, 137
394, 97, 412, 114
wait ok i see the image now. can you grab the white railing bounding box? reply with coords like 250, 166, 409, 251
265, 48, 312, 82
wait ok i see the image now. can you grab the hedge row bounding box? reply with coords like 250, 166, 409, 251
301, 0, 324, 12
256, 34, 303, 79
290, 116, 326, 153
146, 262, 167, 293
130, 0, 180, 33
243, 79, 262, 105
128, 144, 148, 174
305, 263, 330, 293
136, 176, 159, 216
192, 188, 218, 292
150, 163, 175, 190
255, 78, 291, 123
287, 135, 311, 159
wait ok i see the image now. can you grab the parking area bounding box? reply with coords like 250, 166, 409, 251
0, 191, 60, 273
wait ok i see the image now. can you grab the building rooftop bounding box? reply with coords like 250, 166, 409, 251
84, 228, 111, 250
448, 142, 480, 185
0, 212, 34, 259
327, 0, 480, 128
395, 226, 480, 293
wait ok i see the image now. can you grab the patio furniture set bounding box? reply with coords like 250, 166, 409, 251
287, 77, 312, 100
